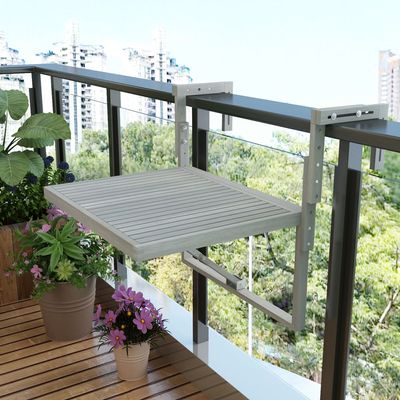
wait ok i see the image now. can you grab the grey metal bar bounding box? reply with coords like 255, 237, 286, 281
107, 89, 122, 177
192, 107, 210, 344
106, 89, 124, 270
320, 141, 362, 400
186, 249, 247, 290
30, 72, 46, 158
51, 76, 66, 164
370, 147, 385, 170
3, 65, 400, 153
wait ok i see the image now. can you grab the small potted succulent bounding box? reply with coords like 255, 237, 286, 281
94, 285, 168, 381
8, 208, 115, 341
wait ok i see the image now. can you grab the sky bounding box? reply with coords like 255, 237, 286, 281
2, 0, 400, 141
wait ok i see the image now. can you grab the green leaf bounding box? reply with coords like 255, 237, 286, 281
49, 247, 61, 271
35, 245, 56, 257
59, 219, 77, 240
23, 150, 44, 177
63, 244, 85, 260
0, 151, 30, 186
36, 232, 57, 244
6, 90, 28, 120
14, 113, 71, 141
0, 90, 7, 119
0, 113, 6, 124
18, 137, 54, 148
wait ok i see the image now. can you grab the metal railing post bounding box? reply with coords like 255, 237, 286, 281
107, 89, 122, 177
320, 140, 362, 400
30, 72, 46, 158
106, 89, 124, 269
51, 77, 66, 164
192, 107, 210, 343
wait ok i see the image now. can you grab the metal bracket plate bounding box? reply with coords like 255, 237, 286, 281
173, 82, 233, 167
312, 103, 388, 125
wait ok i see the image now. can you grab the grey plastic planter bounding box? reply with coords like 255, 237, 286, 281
39, 276, 96, 341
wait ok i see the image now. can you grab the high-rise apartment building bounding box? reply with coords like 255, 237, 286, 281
378, 50, 400, 121
122, 32, 192, 125
36, 23, 107, 153
0, 31, 25, 92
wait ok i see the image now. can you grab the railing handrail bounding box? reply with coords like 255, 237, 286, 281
0, 63, 174, 102
1, 63, 399, 153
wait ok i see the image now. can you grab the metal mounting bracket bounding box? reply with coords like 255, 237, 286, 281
301, 103, 388, 252
173, 82, 233, 167
183, 249, 246, 290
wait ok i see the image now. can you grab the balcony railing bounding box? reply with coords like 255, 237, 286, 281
1, 63, 399, 400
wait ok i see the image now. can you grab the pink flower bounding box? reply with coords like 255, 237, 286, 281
105, 310, 116, 326
30, 265, 42, 279
47, 207, 67, 220
109, 329, 126, 348
22, 223, 30, 234
39, 224, 52, 233
111, 285, 144, 307
22, 251, 28, 257
133, 310, 153, 334
112, 284, 128, 303
77, 222, 91, 234
93, 304, 102, 325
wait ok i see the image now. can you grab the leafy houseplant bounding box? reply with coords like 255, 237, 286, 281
94, 285, 168, 381
0, 88, 71, 303
0, 89, 70, 187
0, 156, 75, 225
8, 209, 115, 340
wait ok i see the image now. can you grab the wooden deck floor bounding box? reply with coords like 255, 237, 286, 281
0, 295, 229, 399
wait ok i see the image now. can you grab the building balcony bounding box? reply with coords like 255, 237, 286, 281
0, 63, 399, 400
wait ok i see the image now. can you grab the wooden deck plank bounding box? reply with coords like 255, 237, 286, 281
0, 295, 244, 400
0, 298, 37, 314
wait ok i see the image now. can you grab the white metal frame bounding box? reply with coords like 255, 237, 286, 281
173, 82, 233, 167
172, 88, 389, 330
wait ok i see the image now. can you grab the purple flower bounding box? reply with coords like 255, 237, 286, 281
112, 284, 128, 303
93, 304, 102, 325
22, 223, 30, 234
39, 224, 52, 233
112, 285, 144, 307
30, 265, 42, 279
58, 161, 70, 170
109, 329, 126, 348
43, 156, 54, 168
47, 207, 67, 220
133, 309, 153, 334
77, 222, 91, 234
104, 310, 116, 326
27, 174, 38, 184
65, 172, 75, 183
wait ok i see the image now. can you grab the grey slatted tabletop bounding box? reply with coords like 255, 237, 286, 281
44, 167, 301, 261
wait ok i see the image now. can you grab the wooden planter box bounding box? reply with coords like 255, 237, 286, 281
0, 224, 33, 305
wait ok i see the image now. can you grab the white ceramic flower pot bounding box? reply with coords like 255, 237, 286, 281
114, 342, 151, 381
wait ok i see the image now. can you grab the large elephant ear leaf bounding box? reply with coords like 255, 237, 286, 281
14, 113, 71, 141
18, 137, 55, 148
0, 90, 7, 119
23, 150, 44, 177
6, 90, 29, 120
0, 151, 30, 186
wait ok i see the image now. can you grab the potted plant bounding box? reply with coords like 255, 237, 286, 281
8, 208, 115, 341
94, 284, 168, 381
0, 88, 71, 304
